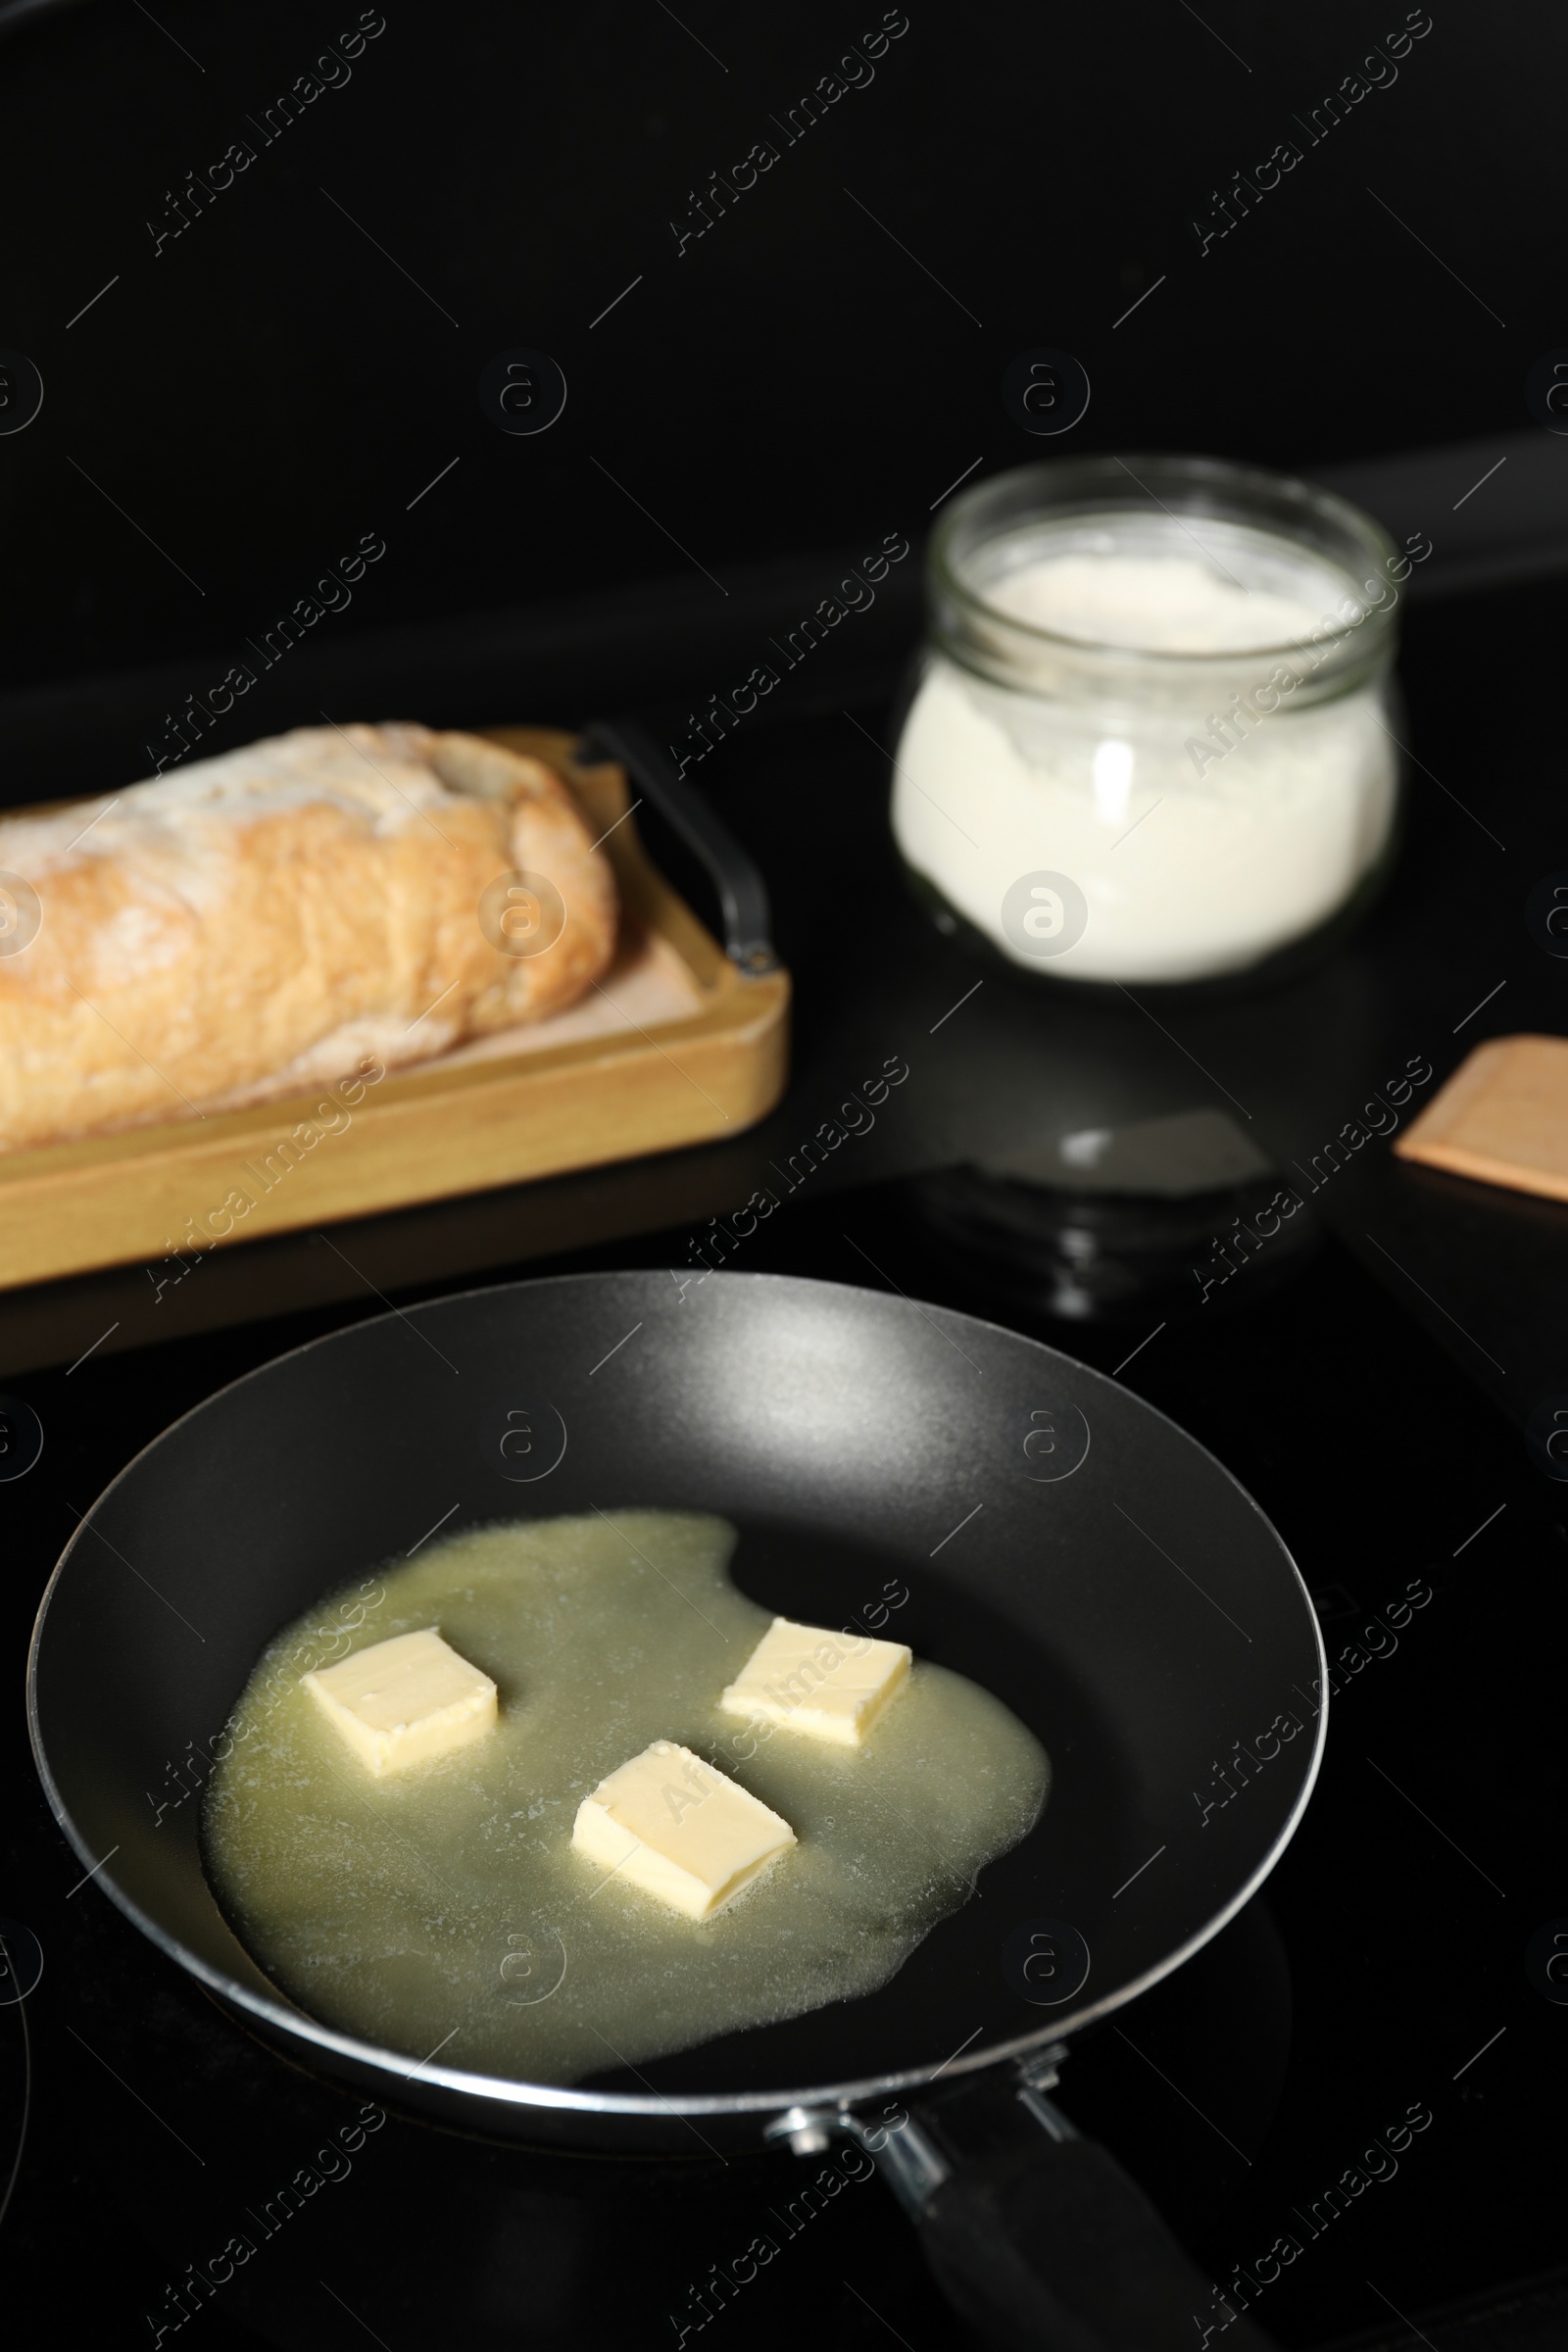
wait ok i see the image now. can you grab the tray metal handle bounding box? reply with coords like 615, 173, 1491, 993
577, 717, 778, 978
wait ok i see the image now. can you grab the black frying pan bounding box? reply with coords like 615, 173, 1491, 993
28, 1270, 1323, 2349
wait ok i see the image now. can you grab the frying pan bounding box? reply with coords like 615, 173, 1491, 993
28, 1269, 1324, 2349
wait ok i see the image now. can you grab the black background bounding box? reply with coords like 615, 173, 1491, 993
0, 0, 1558, 703
6, 3, 1568, 2348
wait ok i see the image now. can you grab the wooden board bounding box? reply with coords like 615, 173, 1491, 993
0, 728, 790, 1290
1393, 1034, 1568, 1201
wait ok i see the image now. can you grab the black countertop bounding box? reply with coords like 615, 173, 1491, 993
4, 1175, 1565, 2350
4, 555, 1567, 2349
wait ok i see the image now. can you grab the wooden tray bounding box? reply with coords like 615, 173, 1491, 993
0, 727, 790, 1291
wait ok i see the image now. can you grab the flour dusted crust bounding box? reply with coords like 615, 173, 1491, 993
0, 722, 619, 1153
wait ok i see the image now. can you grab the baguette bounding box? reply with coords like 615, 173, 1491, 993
0, 722, 618, 1153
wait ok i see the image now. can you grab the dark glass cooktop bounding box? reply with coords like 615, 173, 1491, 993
4, 1159, 1563, 2351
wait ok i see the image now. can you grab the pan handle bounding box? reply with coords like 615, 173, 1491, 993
769, 2054, 1281, 2352
575, 717, 779, 977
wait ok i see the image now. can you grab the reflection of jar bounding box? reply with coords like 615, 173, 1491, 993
892, 455, 1405, 987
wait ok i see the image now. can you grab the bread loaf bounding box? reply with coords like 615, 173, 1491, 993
0, 722, 618, 1153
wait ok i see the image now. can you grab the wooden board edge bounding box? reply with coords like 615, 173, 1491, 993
1393, 1137, 1568, 1204
1395, 1033, 1568, 1161
0, 965, 787, 1199
0, 974, 791, 1288
1392, 1038, 1510, 1155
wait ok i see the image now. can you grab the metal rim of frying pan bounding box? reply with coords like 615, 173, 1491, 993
26, 1268, 1328, 2139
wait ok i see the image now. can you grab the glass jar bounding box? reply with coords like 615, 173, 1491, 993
891, 454, 1406, 988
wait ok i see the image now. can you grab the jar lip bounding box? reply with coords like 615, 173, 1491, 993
931, 452, 1403, 669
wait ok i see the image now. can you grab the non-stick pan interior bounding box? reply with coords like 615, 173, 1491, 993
28, 1271, 1325, 2132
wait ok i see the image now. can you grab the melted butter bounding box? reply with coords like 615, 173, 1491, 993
203, 1510, 1050, 2085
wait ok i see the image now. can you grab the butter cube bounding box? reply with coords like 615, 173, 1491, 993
302, 1627, 497, 1777
719, 1616, 910, 1747
571, 1739, 795, 1920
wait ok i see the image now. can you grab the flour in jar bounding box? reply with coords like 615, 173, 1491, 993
895, 514, 1398, 984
